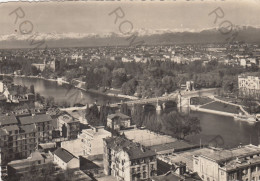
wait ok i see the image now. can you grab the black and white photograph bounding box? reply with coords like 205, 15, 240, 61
1, 0, 260, 180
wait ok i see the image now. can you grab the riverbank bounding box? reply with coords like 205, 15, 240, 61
190, 96, 257, 123
190, 105, 236, 117
0, 74, 137, 100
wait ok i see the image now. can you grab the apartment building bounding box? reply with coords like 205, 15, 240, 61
19, 114, 53, 143
79, 126, 111, 156
103, 136, 157, 181
193, 144, 260, 181
0, 123, 37, 165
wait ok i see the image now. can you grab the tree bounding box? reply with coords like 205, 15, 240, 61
121, 78, 138, 95
112, 68, 127, 88
120, 103, 130, 116
131, 104, 145, 127
86, 104, 101, 126
30, 85, 35, 94
161, 111, 201, 139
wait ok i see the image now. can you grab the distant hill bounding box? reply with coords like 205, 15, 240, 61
0, 26, 260, 49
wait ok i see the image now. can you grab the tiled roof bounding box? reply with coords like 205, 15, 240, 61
3, 125, 19, 132
20, 124, 36, 133
0, 115, 18, 126
104, 136, 156, 160
53, 148, 76, 163
19, 114, 52, 125
148, 140, 197, 153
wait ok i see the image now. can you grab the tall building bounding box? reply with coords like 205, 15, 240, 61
238, 75, 260, 98
103, 136, 157, 181
193, 144, 260, 181
79, 126, 111, 156
19, 114, 53, 143
0, 123, 37, 165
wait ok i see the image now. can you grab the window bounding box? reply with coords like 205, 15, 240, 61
143, 165, 146, 171
151, 164, 154, 169
137, 167, 140, 172
252, 177, 255, 181
195, 161, 198, 165
132, 168, 135, 173
38, 160, 41, 164
143, 172, 146, 179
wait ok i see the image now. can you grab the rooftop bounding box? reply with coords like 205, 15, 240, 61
104, 136, 156, 160
0, 115, 18, 126
58, 113, 79, 124
2, 124, 19, 132
20, 124, 37, 133
148, 140, 198, 154
19, 114, 52, 125
159, 148, 213, 171
123, 129, 177, 147
199, 144, 260, 163
53, 147, 77, 163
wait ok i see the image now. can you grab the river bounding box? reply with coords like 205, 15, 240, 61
12, 76, 260, 148
12, 76, 123, 106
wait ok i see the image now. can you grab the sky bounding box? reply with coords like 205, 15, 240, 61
0, 0, 260, 35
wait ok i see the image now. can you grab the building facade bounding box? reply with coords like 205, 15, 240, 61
53, 147, 79, 170
238, 75, 260, 98
107, 113, 131, 131
79, 126, 111, 156
57, 113, 80, 140
103, 137, 157, 181
0, 123, 37, 165
19, 114, 53, 143
193, 144, 260, 181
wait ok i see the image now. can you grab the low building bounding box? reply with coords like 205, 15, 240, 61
79, 126, 111, 156
152, 162, 202, 181
53, 147, 79, 170
57, 113, 80, 140
7, 151, 52, 177
193, 144, 260, 181
107, 113, 131, 131
103, 136, 157, 181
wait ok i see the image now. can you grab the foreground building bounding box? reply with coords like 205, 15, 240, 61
7, 151, 52, 177
193, 144, 260, 181
103, 136, 157, 181
53, 147, 79, 170
0, 122, 37, 164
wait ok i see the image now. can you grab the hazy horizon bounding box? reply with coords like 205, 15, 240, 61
0, 0, 260, 36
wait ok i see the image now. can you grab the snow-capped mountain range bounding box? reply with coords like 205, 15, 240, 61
0, 25, 260, 48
